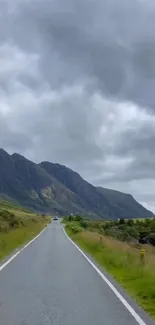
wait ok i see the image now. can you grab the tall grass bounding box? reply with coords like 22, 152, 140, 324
0, 220, 47, 260
67, 228, 155, 319
0, 201, 51, 260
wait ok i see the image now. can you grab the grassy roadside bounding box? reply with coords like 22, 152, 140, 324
66, 226, 155, 320
0, 221, 47, 260
0, 200, 51, 261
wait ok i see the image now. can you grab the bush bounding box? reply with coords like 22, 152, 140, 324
79, 219, 89, 229
148, 233, 155, 246
74, 215, 83, 222
0, 209, 47, 233
67, 222, 83, 234
127, 219, 134, 226
119, 218, 125, 225
127, 227, 139, 239
68, 215, 75, 222
65, 216, 155, 246
0, 210, 20, 230
150, 219, 155, 232
0, 220, 10, 232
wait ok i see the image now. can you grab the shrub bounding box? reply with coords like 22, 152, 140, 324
119, 218, 125, 225
68, 215, 75, 222
79, 219, 89, 229
0, 210, 20, 230
127, 219, 134, 226
127, 227, 139, 239
0, 220, 10, 232
150, 219, 155, 232
148, 233, 155, 246
67, 222, 83, 234
74, 215, 83, 222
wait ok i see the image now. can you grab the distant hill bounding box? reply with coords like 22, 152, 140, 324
96, 187, 152, 219
0, 149, 153, 219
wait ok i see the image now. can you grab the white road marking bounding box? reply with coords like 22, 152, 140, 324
0, 227, 47, 272
63, 227, 147, 325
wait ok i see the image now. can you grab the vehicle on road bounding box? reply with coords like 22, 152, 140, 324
53, 216, 58, 221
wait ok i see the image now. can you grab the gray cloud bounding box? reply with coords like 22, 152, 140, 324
0, 0, 155, 211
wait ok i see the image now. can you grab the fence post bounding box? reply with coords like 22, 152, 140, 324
140, 248, 145, 265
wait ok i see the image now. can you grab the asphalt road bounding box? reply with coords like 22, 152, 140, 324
0, 222, 154, 325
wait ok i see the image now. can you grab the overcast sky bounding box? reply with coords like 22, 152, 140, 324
0, 0, 155, 211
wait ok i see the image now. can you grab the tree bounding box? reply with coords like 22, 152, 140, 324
80, 219, 88, 229
119, 218, 125, 225
150, 219, 155, 232
68, 215, 74, 222
127, 219, 134, 226
74, 215, 82, 222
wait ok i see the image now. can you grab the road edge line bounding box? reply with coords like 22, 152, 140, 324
0, 227, 47, 272
63, 227, 147, 325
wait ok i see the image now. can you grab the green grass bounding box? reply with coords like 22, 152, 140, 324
0, 221, 47, 260
0, 199, 33, 213
0, 199, 51, 261
66, 227, 155, 320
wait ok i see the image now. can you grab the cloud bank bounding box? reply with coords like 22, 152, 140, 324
1, 0, 155, 211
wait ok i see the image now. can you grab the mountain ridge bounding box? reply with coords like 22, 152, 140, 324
0, 149, 153, 219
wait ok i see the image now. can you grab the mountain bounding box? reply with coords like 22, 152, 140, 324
39, 162, 113, 218
0, 149, 86, 215
0, 149, 153, 219
97, 187, 152, 219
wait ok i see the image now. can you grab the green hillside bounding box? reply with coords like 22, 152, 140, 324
0, 199, 50, 260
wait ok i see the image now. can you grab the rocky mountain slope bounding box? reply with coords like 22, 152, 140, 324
0, 149, 153, 219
